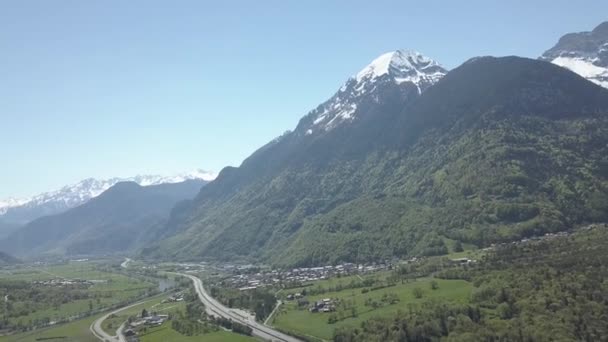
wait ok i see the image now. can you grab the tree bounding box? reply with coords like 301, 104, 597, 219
413, 287, 424, 299
328, 313, 338, 324
141, 308, 148, 318
430, 280, 439, 290
453, 241, 464, 252
497, 303, 513, 319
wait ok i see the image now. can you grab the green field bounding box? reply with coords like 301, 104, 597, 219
0, 261, 157, 326
272, 277, 472, 340
0, 312, 100, 342
281, 271, 391, 298
0, 291, 256, 342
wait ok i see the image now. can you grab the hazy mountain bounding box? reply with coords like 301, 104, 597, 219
0, 251, 19, 265
0, 170, 216, 226
0, 221, 20, 240
0, 179, 207, 258
142, 54, 608, 267
541, 21, 608, 88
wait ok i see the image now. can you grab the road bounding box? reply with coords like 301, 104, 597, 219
120, 258, 132, 269
90, 300, 146, 342
264, 300, 282, 325
175, 272, 302, 342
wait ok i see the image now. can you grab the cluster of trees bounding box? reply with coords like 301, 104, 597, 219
211, 287, 277, 321
169, 288, 216, 336
0, 280, 92, 331
363, 292, 400, 310
171, 317, 215, 336
306, 277, 378, 296
212, 317, 253, 336
333, 226, 608, 341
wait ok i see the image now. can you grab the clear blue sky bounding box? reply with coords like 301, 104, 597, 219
1, 1, 606, 198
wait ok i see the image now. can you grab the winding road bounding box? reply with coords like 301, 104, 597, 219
90, 300, 145, 342
175, 272, 302, 342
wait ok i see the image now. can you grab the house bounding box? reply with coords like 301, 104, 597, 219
309, 298, 335, 313
450, 258, 474, 265
145, 314, 168, 326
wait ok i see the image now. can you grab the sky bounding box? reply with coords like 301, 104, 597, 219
1, 0, 607, 198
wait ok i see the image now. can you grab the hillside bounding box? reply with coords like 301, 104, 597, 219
0, 179, 207, 258
144, 56, 608, 267
0, 251, 19, 265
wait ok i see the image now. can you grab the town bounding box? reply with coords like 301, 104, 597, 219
216, 262, 392, 291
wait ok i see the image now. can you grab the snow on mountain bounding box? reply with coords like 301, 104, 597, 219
355, 50, 446, 90
298, 50, 447, 135
541, 22, 608, 88
0, 170, 217, 221
550, 55, 608, 88
0, 198, 30, 215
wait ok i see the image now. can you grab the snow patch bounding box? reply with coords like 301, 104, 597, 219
551, 56, 608, 88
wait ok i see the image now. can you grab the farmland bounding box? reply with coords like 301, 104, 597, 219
0, 260, 157, 335
271, 277, 472, 340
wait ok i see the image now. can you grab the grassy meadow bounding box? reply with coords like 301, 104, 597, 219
272, 277, 472, 340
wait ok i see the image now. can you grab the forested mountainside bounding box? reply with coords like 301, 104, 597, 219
144, 56, 608, 267
333, 224, 608, 341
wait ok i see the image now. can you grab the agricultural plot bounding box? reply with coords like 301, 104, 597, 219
0, 261, 157, 333
272, 277, 472, 340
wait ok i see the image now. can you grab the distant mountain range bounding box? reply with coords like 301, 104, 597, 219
0, 170, 216, 226
0, 179, 208, 258
141, 23, 608, 267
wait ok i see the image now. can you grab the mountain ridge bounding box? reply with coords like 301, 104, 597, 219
0, 179, 208, 258
143, 55, 608, 267
0, 169, 216, 225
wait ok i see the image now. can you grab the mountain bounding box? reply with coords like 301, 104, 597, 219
0, 251, 19, 265
0, 220, 20, 240
0, 169, 216, 226
541, 21, 608, 88
0, 251, 20, 265
0, 179, 207, 258
143, 54, 608, 267
298, 50, 446, 136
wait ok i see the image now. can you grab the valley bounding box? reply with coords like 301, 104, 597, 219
1, 8, 608, 341
3, 223, 607, 341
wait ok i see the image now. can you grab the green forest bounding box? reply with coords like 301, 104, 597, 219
333, 225, 608, 341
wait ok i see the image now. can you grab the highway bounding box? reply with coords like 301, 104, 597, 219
90, 300, 145, 342
175, 272, 302, 342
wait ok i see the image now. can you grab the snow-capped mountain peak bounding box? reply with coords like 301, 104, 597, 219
0, 169, 217, 223
541, 21, 608, 88
355, 50, 445, 87
297, 49, 446, 135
